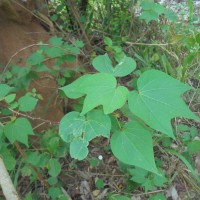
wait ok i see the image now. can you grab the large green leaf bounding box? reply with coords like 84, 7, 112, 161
61, 73, 129, 115
4, 118, 34, 146
59, 110, 111, 142
111, 121, 158, 174
0, 84, 13, 99
92, 54, 136, 77
128, 70, 199, 139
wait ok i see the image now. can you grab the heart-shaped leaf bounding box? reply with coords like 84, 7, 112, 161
113, 56, 136, 77
61, 73, 129, 115
4, 118, 34, 146
59, 112, 85, 142
92, 54, 113, 74
111, 121, 158, 174
128, 70, 199, 138
18, 96, 38, 112
0, 84, 13, 99
59, 110, 111, 142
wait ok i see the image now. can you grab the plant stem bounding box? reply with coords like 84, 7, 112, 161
0, 157, 21, 200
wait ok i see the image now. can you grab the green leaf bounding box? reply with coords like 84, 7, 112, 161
104, 37, 113, 46
129, 167, 148, 184
128, 70, 199, 139
95, 178, 104, 189
92, 54, 114, 74
70, 138, 88, 160
48, 187, 62, 200
92, 55, 136, 77
48, 177, 58, 185
4, 118, 34, 146
49, 36, 63, 46
0, 84, 13, 99
74, 40, 84, 48
143, 179, 155, 192
111, 121, 158, 174
0, 145, 16, 170
140, 10, 159, 23
59, 110, 111, 142
84, 109, 111, 141
113, 56, 136, 77
61, 73, 129, 115
149, 193, 166, 200
26, 152, 41, 166
48, 159, 61, 177
0, 125, 3, 139
18, 96, 38, 112
60, 74, 92, 99
187, 140, 200, 154
59, 112, 85, 142
26, 52, 44, 65
47, 137, 60, 153
5, 94, 16, 103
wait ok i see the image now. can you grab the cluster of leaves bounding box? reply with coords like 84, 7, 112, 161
59, 49, 199, 175
0, 0, 200, 199
0, 36, 83, 90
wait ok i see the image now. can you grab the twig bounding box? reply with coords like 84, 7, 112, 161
7, 108, 59, 125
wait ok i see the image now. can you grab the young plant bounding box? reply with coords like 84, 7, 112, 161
58, 51, 200, 175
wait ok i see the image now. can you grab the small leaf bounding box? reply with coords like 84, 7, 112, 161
48, 187, 62, 200
48, 159, 61, 177
49, 36, 63, 46
4, 118, 34, 146
48, 177, 58, 185
95, 178, 104, 189
75, 40, 84, 48
128, 70, 199, 138
5, 94, 16, 103
47, 137, 60, 153
104, 37, 113, 46
111, 121, 158, 174
188, 140, 200, 154
70, 138, 88, 160
0, 146, 16, 170
149, 193, 166, 200
27, 52, 44, 66
0, 84, 13, 98
18, 96, 38, 112
26, 152, 41, 166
